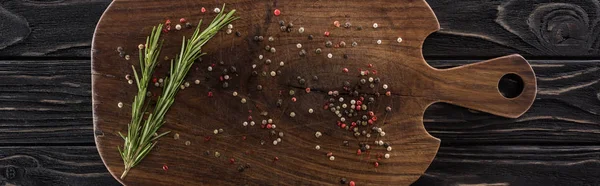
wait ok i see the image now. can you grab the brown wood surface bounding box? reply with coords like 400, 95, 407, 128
92, 0, 536, 185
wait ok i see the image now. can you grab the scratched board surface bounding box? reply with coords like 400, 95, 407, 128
92, 0, 535, 185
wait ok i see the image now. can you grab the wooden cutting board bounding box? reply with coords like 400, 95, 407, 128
92, 0, 537, 185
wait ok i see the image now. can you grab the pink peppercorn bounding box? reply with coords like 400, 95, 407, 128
273, 9, 281, 16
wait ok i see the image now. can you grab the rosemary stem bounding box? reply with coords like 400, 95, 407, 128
118, 4, 237, 179
121, 166, 131, 179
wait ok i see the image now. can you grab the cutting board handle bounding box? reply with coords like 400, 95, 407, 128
434, 54, 537, 118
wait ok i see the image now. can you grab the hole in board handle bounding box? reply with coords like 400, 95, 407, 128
498, 73, 524, 99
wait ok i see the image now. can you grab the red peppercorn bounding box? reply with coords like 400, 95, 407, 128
273, 9, 281, 16
372, 70, 377, 75
162, 164, 169, 171
341, 123, 347, 129
165, 19, 171, 25
162, 28, 169, 33
356, 149, 362, 155
351, 122, 357, 127
179, 18, 186, 23
274, 157, 279, 161
305, 88, 311, 93
201, 7, 206, 13
368, 119, 374, 125
349, 181, 355, 186
372, 116, 378, 122
368, 64, 373, 68
374, 162, 379, 168
324, 31, 330, 37
248, 116, 253, 121
356, 100, 362, 105
359, 97, 365, 101
386, 91, 391, 96
291, 97, 297, 102
208, 91, 213, 97
230, 158, 235, 164
327, 152, 333, 157
368, 111, 375, 117
343, 68, 349, 73
152, 77, 158, 83
356, 105, 361, 111
266, 124, 272, 129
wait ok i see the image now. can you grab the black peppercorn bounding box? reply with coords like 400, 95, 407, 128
340, 178, 347, 184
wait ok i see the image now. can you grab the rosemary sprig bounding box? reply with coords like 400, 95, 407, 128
118, 5, 237, 179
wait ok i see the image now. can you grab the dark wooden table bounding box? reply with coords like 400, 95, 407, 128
1, 0, 598, 185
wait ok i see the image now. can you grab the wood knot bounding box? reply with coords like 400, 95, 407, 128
0, 6, 30, 50
497, 1, 600, 55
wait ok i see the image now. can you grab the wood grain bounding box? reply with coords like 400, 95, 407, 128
0, 146, 118, 186
415, 145, 600, 186
2, 0, 600, 58
0, 0, 597, 185
1, 145, 600, 186
0, 0, 110, 57
0, 60, 93, 144
91, 0, 535, 185
425, 60, 600, 144
0, 60, 595, 145
424, 0, 600, 57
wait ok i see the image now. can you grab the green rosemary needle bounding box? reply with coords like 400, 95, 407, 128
118, 5, 238, 179
118, 23, 165, 179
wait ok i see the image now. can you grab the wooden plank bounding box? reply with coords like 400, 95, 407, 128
0, 59, 596, 146
0, 60, 93, 144
0, 0, 110, 57
0, 0, 599, 58
0, 146, 118, 186
424, 0, 600, 57
415, 146, 600, 186
0, 145, 595, 186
